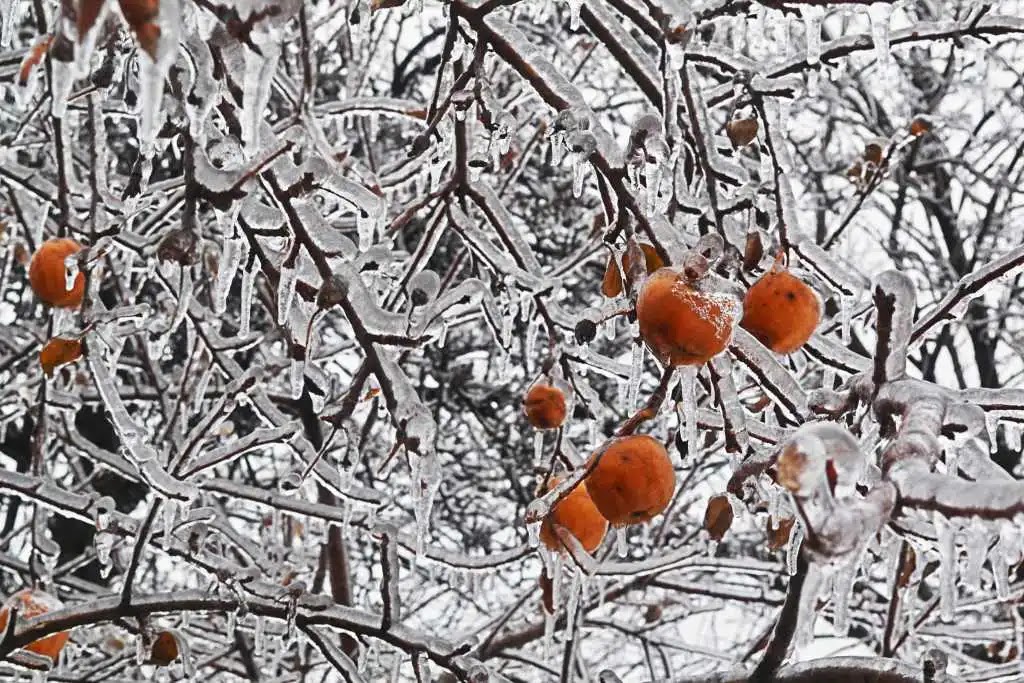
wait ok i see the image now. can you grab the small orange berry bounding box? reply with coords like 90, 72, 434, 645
524, 383, 566, 430
0, 589, 71, 661
585, 435, 675, 527
637, 268, 739, 366
29, 238, 85, 308
538, 477, 608, 554
741, 269, 820, 354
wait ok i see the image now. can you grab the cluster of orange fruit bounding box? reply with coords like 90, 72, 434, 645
28, 238, 87, 376
524, 243, 821, 556
525, 380, 675, 555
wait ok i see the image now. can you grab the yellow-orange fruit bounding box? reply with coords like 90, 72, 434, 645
741, 269, 820, 354
538, 477, 608, 554
29, 238, 85, 308
637, 268, 738, 366
601, 243, 664, 298
523, 383, 566, 430
0, 589, 71, 661
585, 435, 675, 527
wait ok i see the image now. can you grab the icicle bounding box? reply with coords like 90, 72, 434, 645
831, 560, 857, 634
1, 0, 16, 48
963, 522, 988, 590
801, 6, 824, 65
412, 452, 441, 556
867, 4, 892, 67
534, 432, 545, 466
567, 0, 582, 30
678, 366, 698, 461
565, 569, 583, 633
527, 517, 541, 548
170, 268, 193, 332
572, 154, 587, 198
985, 413, 999, 453
794, 561, 824, 648
276, 263, 297, 326
933, 512, 957, 621
213, 234, 244, 315
615, 527, 627, 558
290, 355, 305, 400
162, 499, 178, 550
239, 266, 255, 335
253, 615, 265, 654
787, 522, 804, 576
542, 610, 556, 660
626, 342, 643, 411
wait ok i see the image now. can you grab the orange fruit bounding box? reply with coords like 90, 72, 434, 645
538, 477, 608, 553
637, 268, 738, 366
0, 589, 71, 661
741, 269, 820, 354
29, 238, 85, 308
601, 243, 664, 298
585, 435, 675, 527
523, 383, 566, 430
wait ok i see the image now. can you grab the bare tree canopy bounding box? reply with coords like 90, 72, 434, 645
1, 0, 1024, 680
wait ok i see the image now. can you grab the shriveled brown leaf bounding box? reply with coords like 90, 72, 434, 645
703, 494, 734, 542
742, 230, 763, 272
644, 603, 663, 623
897, 544, 916, 588
39, 338, 83, 377
766, 516, 795, 551
864, 141, 884, 166
150, 631, 179, 666
726, 118, 758, 147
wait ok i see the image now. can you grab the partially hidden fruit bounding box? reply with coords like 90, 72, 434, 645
585, 435, 676, 527
703, 494, 733, 542
39, 338, 83, 377
538, 477, 608, 554
524, 383, 566, 430
150, 630, 179, 666
0, 589, 71, 661
637, 268, 739, 366
741, 267, 820, 354
29, 238, 85, 308
601, 242, 664, 298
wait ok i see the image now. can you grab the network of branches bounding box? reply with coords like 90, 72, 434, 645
1, 0, 1024, 681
